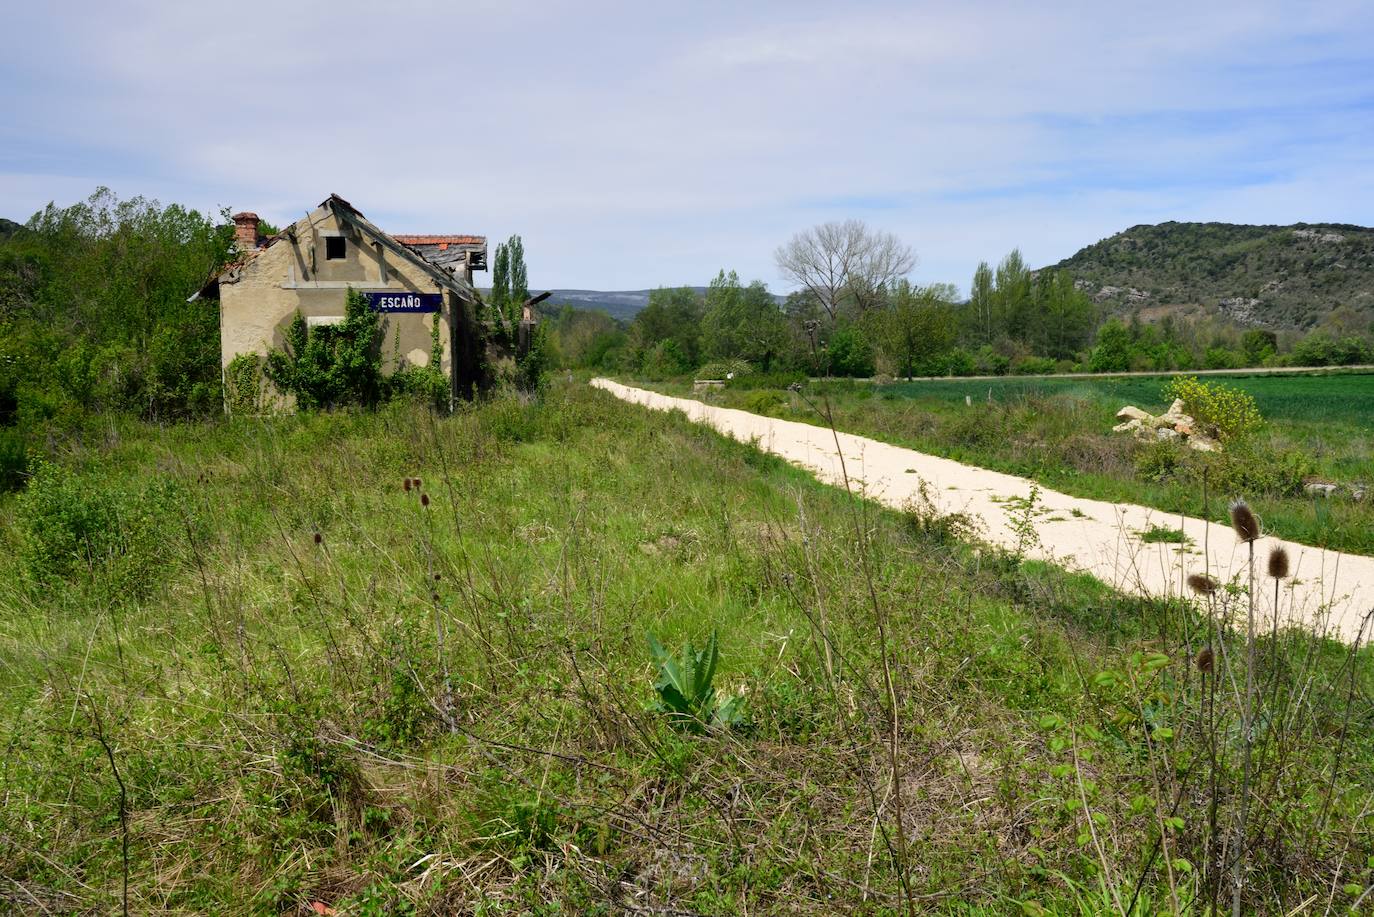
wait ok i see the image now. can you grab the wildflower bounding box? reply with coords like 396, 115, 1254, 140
421, 493, 430, 507
1229, 499, 1261, 543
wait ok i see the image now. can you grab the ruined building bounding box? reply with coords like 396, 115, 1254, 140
194, 194, 488, 409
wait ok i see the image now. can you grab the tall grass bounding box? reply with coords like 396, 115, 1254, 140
0, 381, 1370, 913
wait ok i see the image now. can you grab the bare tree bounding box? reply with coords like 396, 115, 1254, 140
774, 219, 915, 320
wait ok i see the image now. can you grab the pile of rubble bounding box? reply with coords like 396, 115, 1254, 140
1113, 399, 1220, 452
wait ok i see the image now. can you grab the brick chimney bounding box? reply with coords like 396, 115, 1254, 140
232, 212, 261, 252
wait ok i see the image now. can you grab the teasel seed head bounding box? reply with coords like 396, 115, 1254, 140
420, 493, 430, 507
313, 532, 322, 545
414, 478, 423, 489
1187, 572, 1219, 596
1267, 545, 1291, 580
1195, 646, 1214, 673
404, 478, 412, 492
1229, 499, 1261, 543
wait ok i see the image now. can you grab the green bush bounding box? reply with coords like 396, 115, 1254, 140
1164, 375, 1263, 442
0, 427, 26, 491
1012, 355, 1057, 375
14, 461, 194, 595
697, 359, 753, 380
824, 326, 874, 377
264, 288, 383, 410
1133, 439, 1186, 483
224, 353, 263, 415
743, 390, 786, 415
943, 347, 977, 376
387, 365, 449, 410
1206, 445, 1315, 498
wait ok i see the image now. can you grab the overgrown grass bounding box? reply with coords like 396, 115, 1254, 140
646, 371, 1374, 555
1, 381, 1371, 914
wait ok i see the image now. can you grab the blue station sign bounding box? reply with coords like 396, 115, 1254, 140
365, 291, 442, 313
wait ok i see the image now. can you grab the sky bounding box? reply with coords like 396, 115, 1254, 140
2, 0, 1372, 294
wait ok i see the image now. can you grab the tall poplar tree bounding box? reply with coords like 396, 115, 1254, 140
508, 235, 529, 311
490, 241, 511, 320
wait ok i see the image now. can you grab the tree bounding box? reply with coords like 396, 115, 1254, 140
868, 280, 958, 378
630, 287, 703, 369
1089, 318, 1132, 373
774, 219, 915, 321
0, 188, 234, 420
550, 306, 626, 368
507, 235, 529, 322
1032, 270, 1096, 360
968, 260, 996, 345
490, 242, 510, 320
700, 270, 788, 370
1242, 329, 1277, 365
993, 250, 1033, 342
823, 325, 874, 377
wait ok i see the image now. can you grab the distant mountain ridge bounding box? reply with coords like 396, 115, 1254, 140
543, 289, 691, 321
529, 288, 784, 321
1049, 221, 1374, 330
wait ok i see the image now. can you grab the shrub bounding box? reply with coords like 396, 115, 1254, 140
1012, 355, 1057, 375
743, 390, 786, 415
515, 320, 551, 393
974, 345, 1010, 376
943, 347, 977, 376
1206, 445, 1315, 498
824, 326, 874, 377
639, 339, 693, 379
1164, 375, 1263, 442
264, 288, 383, 409
1134, 439, 1186, 483
1204, 346, 1244, 370
224, 353, 264, 415
14, 461, 194, 595
387, 365, 448, 410
0, 427, 26, 491
697, 359, 753, 380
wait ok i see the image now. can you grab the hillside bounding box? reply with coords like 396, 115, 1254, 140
545, 288, 669, 320
1050, 221, 1374, 330
538, 289, 784, 322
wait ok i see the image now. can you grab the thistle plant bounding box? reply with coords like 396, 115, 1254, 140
1228, 499, 1261, 917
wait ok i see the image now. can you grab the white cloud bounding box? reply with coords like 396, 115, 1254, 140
1, 0, 1371, 291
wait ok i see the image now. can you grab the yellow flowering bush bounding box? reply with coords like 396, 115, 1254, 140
1164, 376, 1264, 442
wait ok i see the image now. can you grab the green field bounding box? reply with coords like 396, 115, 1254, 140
882, 371, 1374, 426
2, 382, 1372, 914
653, 371, 1374, 555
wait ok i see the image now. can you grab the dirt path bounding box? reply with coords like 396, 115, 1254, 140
592, 378, 1374, 644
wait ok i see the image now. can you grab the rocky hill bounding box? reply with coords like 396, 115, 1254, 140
1049, 221, 1374, 330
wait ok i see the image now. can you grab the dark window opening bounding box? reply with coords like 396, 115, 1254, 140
325, 236, 346, 260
